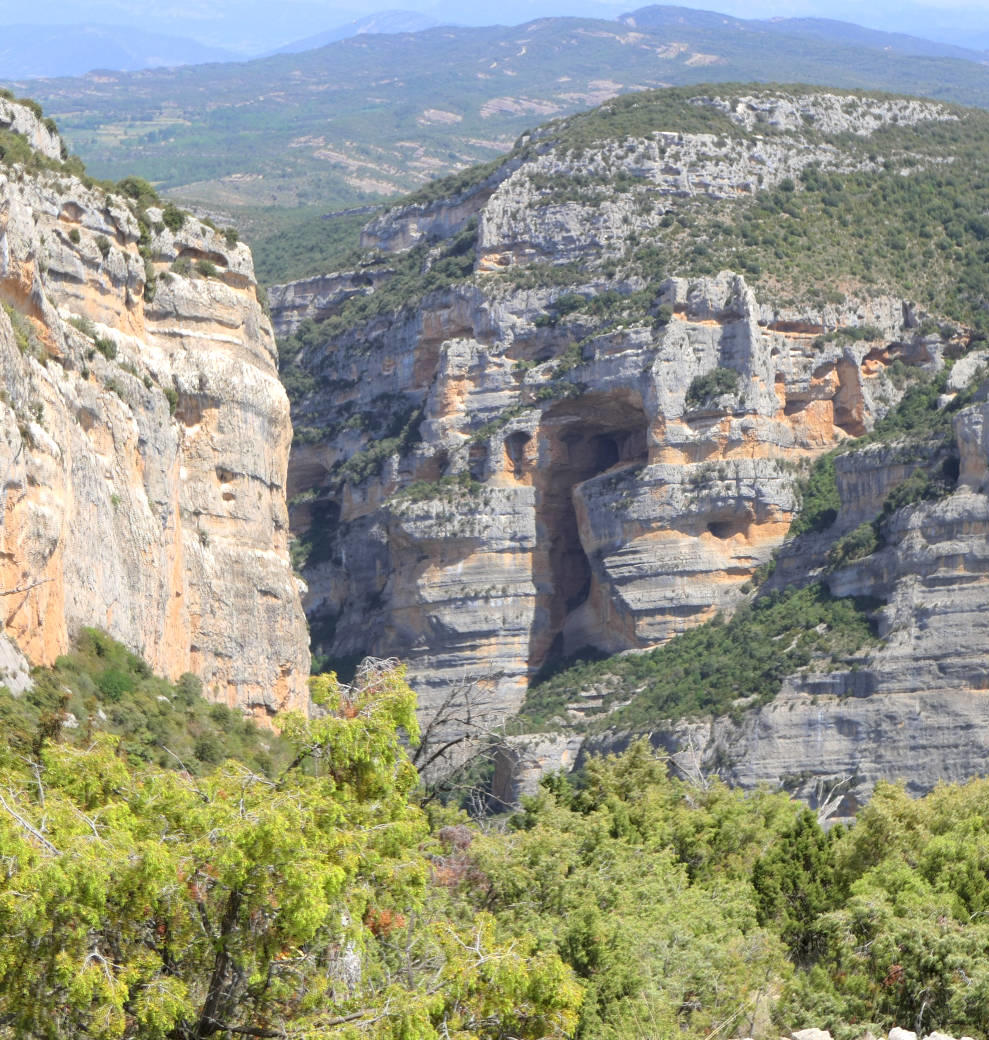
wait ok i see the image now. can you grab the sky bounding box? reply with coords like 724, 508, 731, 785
2, 0, 989, 54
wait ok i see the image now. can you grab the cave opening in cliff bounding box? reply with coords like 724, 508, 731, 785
530, 392, 648, 675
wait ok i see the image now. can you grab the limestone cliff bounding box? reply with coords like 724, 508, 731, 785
0, 99, 309, 717
274, 87, 968, 737
517, 381, 989, 817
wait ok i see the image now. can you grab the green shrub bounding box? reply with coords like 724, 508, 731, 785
827, 521, 879, 570
3, 301, 35, 357
790, 454, 840, 536
878, 467, 944, 523
0, 129, 36, 167
68, 314, 95, 339
95, 235, 111, 260
97, 667, 135, 702
685, 367, 740, 408
654, 303, 674, 326
161, 202, 186, 232
93, 334, 117, 360
143, 260, 157, 302
115, 176, 159, 208
193, 734, 222, 764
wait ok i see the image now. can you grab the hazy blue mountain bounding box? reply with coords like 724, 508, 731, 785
620, 6, 989, 61
753, 15, 988, 61
271, 10, 442, 54
7, 0, 989, 57
0, 2, 352, 55
0, 23, 237, 77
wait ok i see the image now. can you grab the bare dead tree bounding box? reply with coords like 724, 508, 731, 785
668, 731, 712, 793
410, 671, 512, 813
815, 774, 854, 825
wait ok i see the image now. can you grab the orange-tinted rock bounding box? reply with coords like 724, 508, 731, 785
0, 100, 309, 716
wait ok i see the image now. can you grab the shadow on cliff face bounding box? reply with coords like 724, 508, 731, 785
529, 391, 647, 674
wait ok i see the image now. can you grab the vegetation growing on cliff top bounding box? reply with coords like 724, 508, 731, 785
277, 89, 989, 429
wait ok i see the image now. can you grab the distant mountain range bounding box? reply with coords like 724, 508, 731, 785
622, 6, 989, 62
270, 10, 441, 56
0, 24, 236, 78
9, 0, 989, 57
11, 2, 989, 263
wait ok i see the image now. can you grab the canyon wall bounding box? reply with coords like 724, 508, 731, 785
273, 88, 989, 807
274, 89, 958, 729
0, 100, 309, 716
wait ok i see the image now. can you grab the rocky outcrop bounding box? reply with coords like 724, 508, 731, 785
269, 269, 388, 336
0, 96, 62, 160
281, 259, 926, 725
0, 100, 309, 717
496, 377, 989, 811
275, 86, 988, 795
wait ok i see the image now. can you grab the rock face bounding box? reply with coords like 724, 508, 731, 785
492, 380, 989, 811
543, 374, 989, 814
277, 89, 957, 731
285, 267, 917, 723
0, 100, 309, 716
275, 85, 989, 810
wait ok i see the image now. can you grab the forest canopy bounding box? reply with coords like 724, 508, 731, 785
1, 647, 989, 1039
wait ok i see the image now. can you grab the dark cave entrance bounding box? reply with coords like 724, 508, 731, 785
530, 392, 648, 673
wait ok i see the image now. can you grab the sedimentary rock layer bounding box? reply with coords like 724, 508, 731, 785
275, 88, 988, 809
0, 101, 309, 716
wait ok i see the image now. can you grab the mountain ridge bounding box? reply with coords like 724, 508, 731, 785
269, 9, 443, 55
13, 4, 989, 268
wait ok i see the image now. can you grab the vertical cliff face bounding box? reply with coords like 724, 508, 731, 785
277, 263, 921, 726
0, 101, 310, 716
553, 383, 989, 817
272, 86, 989, 781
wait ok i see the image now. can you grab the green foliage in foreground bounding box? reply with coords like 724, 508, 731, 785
778, 779, 989, 1038
0, 628, 290, 776
6, 651, 989, 1040
521, 583, 877, 731
461, 742, 989, 1040
0, 662, 581, 1040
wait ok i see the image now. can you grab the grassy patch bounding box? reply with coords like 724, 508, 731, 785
520, 583, 878, 731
